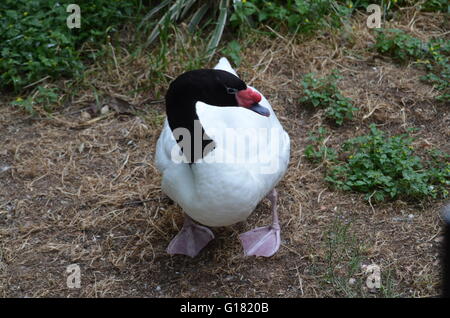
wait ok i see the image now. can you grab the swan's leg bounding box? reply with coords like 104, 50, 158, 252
239, 189, 281, 257
167, 214, 215, 258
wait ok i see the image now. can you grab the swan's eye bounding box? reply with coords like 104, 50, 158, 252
226, 87, 238, 94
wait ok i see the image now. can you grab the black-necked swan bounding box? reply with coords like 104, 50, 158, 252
155, 57, 290, 257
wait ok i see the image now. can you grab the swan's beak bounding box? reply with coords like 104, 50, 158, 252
235, 88, 270, 117
249, 103, 270, 117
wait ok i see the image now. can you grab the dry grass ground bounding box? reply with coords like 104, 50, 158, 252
0, 11, 449, 297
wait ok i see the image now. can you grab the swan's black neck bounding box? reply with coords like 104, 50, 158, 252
166, 95, 214, 163
165, 69, 246, 163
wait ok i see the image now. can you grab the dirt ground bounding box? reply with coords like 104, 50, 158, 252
0, 12, 449, 297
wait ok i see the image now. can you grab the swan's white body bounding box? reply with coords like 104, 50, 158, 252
155, 58, 290, 227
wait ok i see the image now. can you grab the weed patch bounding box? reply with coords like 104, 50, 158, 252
299, 71, 358, 125
375, 29, 449, 101
305, 125, 450, 202
0, 0, 137, 92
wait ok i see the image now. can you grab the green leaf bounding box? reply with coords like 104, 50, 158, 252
206, 0, 228, 60
188, 3, 210, 32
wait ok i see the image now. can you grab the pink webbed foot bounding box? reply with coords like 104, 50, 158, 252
239, 189, 281, 257
167, 214, 214, 258
239, 224, 280, 257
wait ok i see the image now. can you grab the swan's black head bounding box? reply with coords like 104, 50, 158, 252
165, 69, 269, 120
164, 69, 269, 163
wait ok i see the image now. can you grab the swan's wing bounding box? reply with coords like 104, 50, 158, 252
196, 101, 272, 139
196, 100, 289, 176
214, 57, 238, 77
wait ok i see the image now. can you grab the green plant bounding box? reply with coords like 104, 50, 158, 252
143, 0, 378, 62
420, 38, 450, 102
221, 40, 242, 66
375, 29, 449, 101
375, 29, 426, 63
230, 0, 439, 37
304, 127, 338, 164
146, 20, 211, 99
140, 0, 230, 60
11, 85, 60, 114
299, 71, 358, 125
426, 149, 450, 198
231, 0, 353, 35
420, 0, 449, 12
324, 125, 449, 202
0, 0, 137, 92
347, 0, 448, 12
